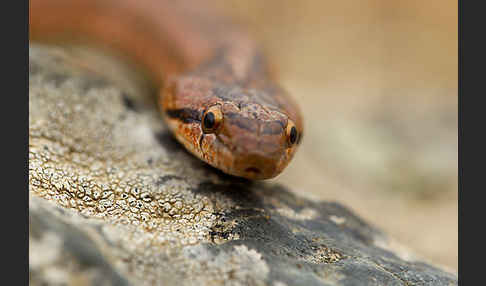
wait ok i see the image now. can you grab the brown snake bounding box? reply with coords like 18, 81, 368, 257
30, 0, 303, 179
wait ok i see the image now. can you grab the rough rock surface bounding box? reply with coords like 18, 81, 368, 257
29, 45, 457, 286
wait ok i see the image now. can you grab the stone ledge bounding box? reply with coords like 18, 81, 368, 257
29, 44, 457, 286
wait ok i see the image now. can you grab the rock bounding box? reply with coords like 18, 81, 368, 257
29, 44, 457, 286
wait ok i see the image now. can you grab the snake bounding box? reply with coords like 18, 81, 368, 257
29, 0, 303, 180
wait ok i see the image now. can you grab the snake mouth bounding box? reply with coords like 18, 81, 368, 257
233, 151, 283, 179
198, 135, 286, 179
244, 167, 261, 174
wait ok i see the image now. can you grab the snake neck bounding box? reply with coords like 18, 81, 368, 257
29, 0, 232, 85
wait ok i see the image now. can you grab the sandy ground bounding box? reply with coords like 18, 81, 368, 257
214, 0, 458, 271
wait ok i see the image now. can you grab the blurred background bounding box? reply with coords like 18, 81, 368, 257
212, 0, 457, 272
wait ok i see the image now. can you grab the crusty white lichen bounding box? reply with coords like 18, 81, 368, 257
29, 45, 245, 285
275, 206, 318, 221
29, 45, 227, 248
180, 245, 270, 286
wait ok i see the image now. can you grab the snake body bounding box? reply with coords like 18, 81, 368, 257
30, 0, 303, 179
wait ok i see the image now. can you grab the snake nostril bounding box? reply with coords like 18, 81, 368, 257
245, 167, 261, 174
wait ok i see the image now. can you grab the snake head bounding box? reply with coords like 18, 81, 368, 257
160, 76, 303, 180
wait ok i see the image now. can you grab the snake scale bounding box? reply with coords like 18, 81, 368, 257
30, 0, 303, 179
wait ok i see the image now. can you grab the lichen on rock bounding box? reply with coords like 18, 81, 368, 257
29, 44, 457, 286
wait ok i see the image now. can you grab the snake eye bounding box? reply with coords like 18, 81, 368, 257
286, 119, 299, 146
202, 105, 223, 133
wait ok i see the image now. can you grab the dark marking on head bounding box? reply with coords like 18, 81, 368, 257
166, 108, 202, 123
261, 121, 285, 135
198, 134, 205, 151
212, 86, 238, 103
225, 112, 258, 132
